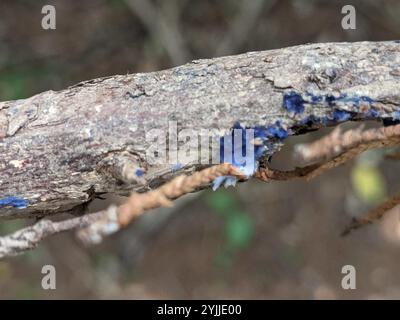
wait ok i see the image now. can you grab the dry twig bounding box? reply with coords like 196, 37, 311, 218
294, 124, 400, 179
77, 163, 243, 245
342, 194, 400, 236
0, 163, 242, 258
386, 152, 400, 160
258, 124, 400, 235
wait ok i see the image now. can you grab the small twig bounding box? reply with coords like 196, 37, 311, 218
254, 164, 319, 182
255, 124, 400, 182
385, 152, 400, 160
124, 0, 189, 65
0, 212, 105, 258
295, 124, 400, 164
293, 124, 400, 179
0, 164, 242, 258
342, 194, 400, 236
77, 163, 243, 245
258, 124, 400, 236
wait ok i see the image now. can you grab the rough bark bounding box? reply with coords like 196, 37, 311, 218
1, 41, 399, 220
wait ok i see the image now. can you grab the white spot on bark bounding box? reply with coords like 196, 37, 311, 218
9, 160, 25, 168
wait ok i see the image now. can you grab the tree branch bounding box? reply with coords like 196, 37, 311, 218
0, 41, 400, 257
2, 122, 400, 258
1, 41, 399, 220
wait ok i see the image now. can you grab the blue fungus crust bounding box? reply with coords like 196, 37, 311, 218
281, 91, 372, 115
215, 89, 388, 190
283, 92, 305, 114
0, 197, 29, 209
219, 122, 288, 165
171, 163, 183, 172
393, 111, 400, 120
330, 94, 374, 108
365, 107, 379, 119
283, 91, 386, 125
299, 115, 329, 127
307, 93, 323, 104
332, 109, 352, 122
299, 115, 315, 126
135, 168, 145, 177
214, 122, 289, 190
320, 93, 374, 108
284, 91, 376, 112
383, 111, 400, 127
264, 121, 289, 140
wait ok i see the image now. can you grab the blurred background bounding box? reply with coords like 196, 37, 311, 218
0, 0, 400, 299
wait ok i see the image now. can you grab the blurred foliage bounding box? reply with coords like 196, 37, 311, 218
0, 262, 12, 280
206, 191, 254, 268
0, 70, 27, 100
351, 162, 387, 205
225, 213, 253, 250
0, 65, 60, 100
0, 219, 25, 234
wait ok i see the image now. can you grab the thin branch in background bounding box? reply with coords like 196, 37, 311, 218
357, 0, 400, 34
342, 194, 400, 236
385, 151, 400, 160
259, 124, 400, 181
295, 124, 400, 162
0, 212, 105, 259
254, 164, 320, 182
300, 124, 400, 179
294, 126, 351, 163
124, 0, 189, 66
215, 0, 275, 56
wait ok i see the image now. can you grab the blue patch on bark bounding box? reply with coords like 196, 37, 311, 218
283, 92, 305, 114
0, 197, 29, 209
365, 107, 380, 118
283, 91, 382, 125
284, 91, 375, 111
265, 122, 289, 140
135, 169, 145, 177
214, 122, 289, 190
383, 111, 400, 126
171, 163, 183, 172
332, 109, 352, 122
